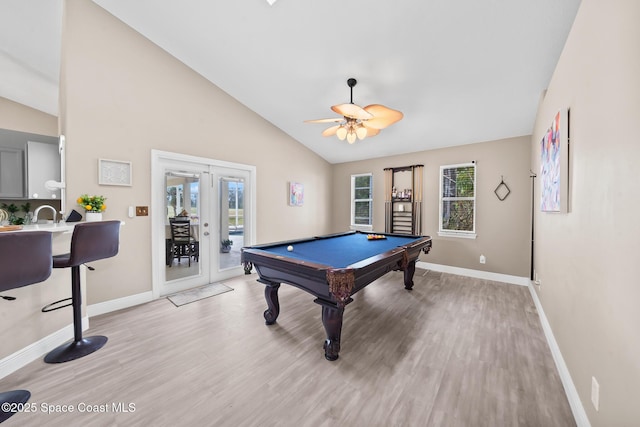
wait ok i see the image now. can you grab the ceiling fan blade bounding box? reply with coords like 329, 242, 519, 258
322, 125, 341, 137
331, 103, 373, 120
366, 128, 380, 137
362, 123, 380, 137
304, 118, 343, 124
363, 104, 404, 129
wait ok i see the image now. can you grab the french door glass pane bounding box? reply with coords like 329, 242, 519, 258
219, 177, 244, 271
165, 172, 200, 281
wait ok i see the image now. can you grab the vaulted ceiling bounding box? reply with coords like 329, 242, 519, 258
0, 0, 581, 163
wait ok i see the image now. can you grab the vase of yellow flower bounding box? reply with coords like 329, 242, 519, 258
77, 194, 107, 222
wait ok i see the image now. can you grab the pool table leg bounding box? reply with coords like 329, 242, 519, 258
263, 282, 281, 325
403, 259, 417, 290
318, 301, 344, 361
243, 261, 253, 275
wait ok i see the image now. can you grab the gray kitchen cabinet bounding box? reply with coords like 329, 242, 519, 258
0, 146, 25, 198
0, 129, 60, 201
27, 140, 61, 200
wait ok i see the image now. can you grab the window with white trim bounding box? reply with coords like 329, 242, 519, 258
439, 163, 476, 238
351, 173, 373, 230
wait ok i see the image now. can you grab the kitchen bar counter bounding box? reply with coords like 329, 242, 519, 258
2, 220, 124, 234
0, 220, 124, 373
5, 222, 76, 233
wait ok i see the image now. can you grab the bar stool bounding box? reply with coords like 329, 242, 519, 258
0, 231, 52, 424
42, 221, 120, 364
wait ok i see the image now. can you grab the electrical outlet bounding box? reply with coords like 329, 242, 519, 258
135, 206, 149, 216
591, 376, 600, 411
479, 254, 486, 264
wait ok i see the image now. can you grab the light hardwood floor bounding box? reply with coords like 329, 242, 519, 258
2, 270, 576, 426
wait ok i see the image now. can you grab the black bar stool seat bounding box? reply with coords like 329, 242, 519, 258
0, 231, 52, 424
43, 221, 120, 364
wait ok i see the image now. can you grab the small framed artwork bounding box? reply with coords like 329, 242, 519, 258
289, 182, 304, 206
99, 159, 132, 186
540, 108, 569, 213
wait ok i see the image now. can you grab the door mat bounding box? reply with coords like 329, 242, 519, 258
167, 283, 234, 307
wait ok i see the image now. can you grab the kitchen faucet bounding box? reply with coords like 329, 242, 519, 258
33, 205, 58, 223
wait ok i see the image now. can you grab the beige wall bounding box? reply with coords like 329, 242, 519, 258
61, 0, 332, 305
0, 96, 58, 136
531, 0, 640, 425
332, 136, 532, 277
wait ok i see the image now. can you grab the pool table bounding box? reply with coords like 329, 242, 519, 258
241, 231, 432, 361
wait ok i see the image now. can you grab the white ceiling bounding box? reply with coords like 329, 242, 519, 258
0, 0, 62, 117
0, 0, 581, 164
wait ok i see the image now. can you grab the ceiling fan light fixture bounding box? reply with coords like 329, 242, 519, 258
336, 126, 348, 140
306, 77, 403, 145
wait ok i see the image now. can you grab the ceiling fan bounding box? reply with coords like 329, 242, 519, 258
305, 78, 403, 144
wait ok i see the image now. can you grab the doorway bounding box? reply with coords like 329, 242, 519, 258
151, 150, 256, 298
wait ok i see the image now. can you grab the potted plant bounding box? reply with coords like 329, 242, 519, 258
20, 202, 31, 224
77, 194, 107, 222
1, 203, 22, 225
221, 238, 233, 253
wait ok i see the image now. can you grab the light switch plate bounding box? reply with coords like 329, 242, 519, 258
136, 206, 148, 216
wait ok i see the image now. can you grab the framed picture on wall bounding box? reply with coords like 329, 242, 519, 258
289, 182, 304, 206
99, 159, 132, 186
540, 108, 570, 213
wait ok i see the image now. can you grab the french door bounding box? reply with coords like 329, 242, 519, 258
151, 150, 255, 298
213, 167, 251, 276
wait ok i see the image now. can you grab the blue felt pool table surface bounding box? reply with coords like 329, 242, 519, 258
261, 232, 423, 269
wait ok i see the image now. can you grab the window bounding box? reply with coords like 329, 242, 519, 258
166, 176, 199, 223
351, 173, 373, 230
439, 163, 476, 238
226, 179, 244, 232
166, 184, 184, 219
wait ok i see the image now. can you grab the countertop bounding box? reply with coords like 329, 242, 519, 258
0, 222, 75, 233
1, 221, 124, 234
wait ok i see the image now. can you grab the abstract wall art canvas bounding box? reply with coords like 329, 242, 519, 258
540, 109, 569, 213
289, 182, 304, 206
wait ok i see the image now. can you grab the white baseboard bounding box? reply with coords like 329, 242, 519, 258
0, 317, 87, 380
527, 284, 591, 427
417, 261, 530, 286
87, 291, 154, 317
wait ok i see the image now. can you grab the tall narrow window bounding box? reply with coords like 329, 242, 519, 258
166, 184, 184, 219
351, 173, 373, 230
439, 163, 476, 238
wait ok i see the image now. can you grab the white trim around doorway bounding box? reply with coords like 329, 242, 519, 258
151, 150, 257, 300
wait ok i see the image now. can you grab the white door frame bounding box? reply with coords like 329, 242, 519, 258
151, 150, 256, 299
